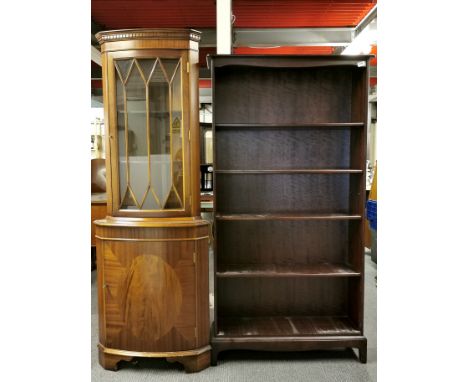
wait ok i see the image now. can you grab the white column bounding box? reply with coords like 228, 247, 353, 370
216, 0, 232, 54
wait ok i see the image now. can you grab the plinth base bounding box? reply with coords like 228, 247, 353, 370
211, 336, 367, 365
98, 344, 211, 373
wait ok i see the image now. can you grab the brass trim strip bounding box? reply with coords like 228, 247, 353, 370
194, 247, 199, 346
94, 218, 210, 228
96, 235, 209, 242
98, 343, 210, 358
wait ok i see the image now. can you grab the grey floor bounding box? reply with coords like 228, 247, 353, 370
91, 252, 377, 382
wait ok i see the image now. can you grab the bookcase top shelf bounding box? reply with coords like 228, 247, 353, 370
209, 54, 372, 69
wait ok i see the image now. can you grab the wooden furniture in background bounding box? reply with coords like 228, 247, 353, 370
91, 194, 107, 247
91, 158, 107, 194
91, 159, 107, 249
94, 29, 210, 373
91, 159, 107, 270
91, 196, 106, 271
210, 55, 370, 364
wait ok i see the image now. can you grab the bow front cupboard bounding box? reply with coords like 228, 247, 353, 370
94, 29, 211, 373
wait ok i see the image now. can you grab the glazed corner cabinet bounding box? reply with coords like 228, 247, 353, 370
94, 29, 211, 373
210, 55, 370, 364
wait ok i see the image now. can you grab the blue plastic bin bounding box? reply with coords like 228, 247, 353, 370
366, 199, 377, 231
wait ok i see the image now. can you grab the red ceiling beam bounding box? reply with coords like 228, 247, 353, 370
92, 0, 377, 29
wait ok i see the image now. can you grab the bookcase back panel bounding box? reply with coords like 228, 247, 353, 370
216, 127, 351, 170
216, 174, 351, 214
217, 220, 349, 265
214, 66, 354, 124
217, 277, 349, 316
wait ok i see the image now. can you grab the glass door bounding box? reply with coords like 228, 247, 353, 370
108, 51, 190, 217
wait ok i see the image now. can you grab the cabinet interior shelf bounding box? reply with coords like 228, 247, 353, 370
216, 316, 361, 337
215, 169, 363, 174
117, 111, 170, 115
217, 263, 360, 278
215, 122, 364, 128
216, 213, 362, 221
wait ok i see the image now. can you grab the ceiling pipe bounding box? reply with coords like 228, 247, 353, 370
355, 4, 377, 37
234, 27, 354, 47
342, 18, 377, 55
91, 45, 102, 66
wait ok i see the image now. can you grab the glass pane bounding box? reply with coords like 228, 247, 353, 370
115, 66, 127, 205
121, 188, 136, 208
164, 59, 183, 209
124, 61, 149, 209
115, 59, 132, 80
161, 59, 179, 82
141, 189, 159, 209
137, 59, 157, 82
148, 61, 171, 206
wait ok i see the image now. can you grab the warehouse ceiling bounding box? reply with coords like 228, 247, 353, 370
91, 0, 377, 85
92, 0, 376, 29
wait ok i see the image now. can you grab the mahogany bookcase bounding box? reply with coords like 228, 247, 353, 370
209, 55, 370, 364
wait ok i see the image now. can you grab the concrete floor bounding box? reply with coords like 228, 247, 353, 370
91, 253, 377, 382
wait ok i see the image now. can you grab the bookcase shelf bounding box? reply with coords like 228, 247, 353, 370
216, 213, 362, 221
217, 316, 361, 337
217, 263, 360, 278
216, 122, 365, 128
215, 169, 363, 174
210, 55, 369, 364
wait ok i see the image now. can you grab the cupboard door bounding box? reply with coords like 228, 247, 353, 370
107, 51, 191, 217
101, 239, 198, 352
